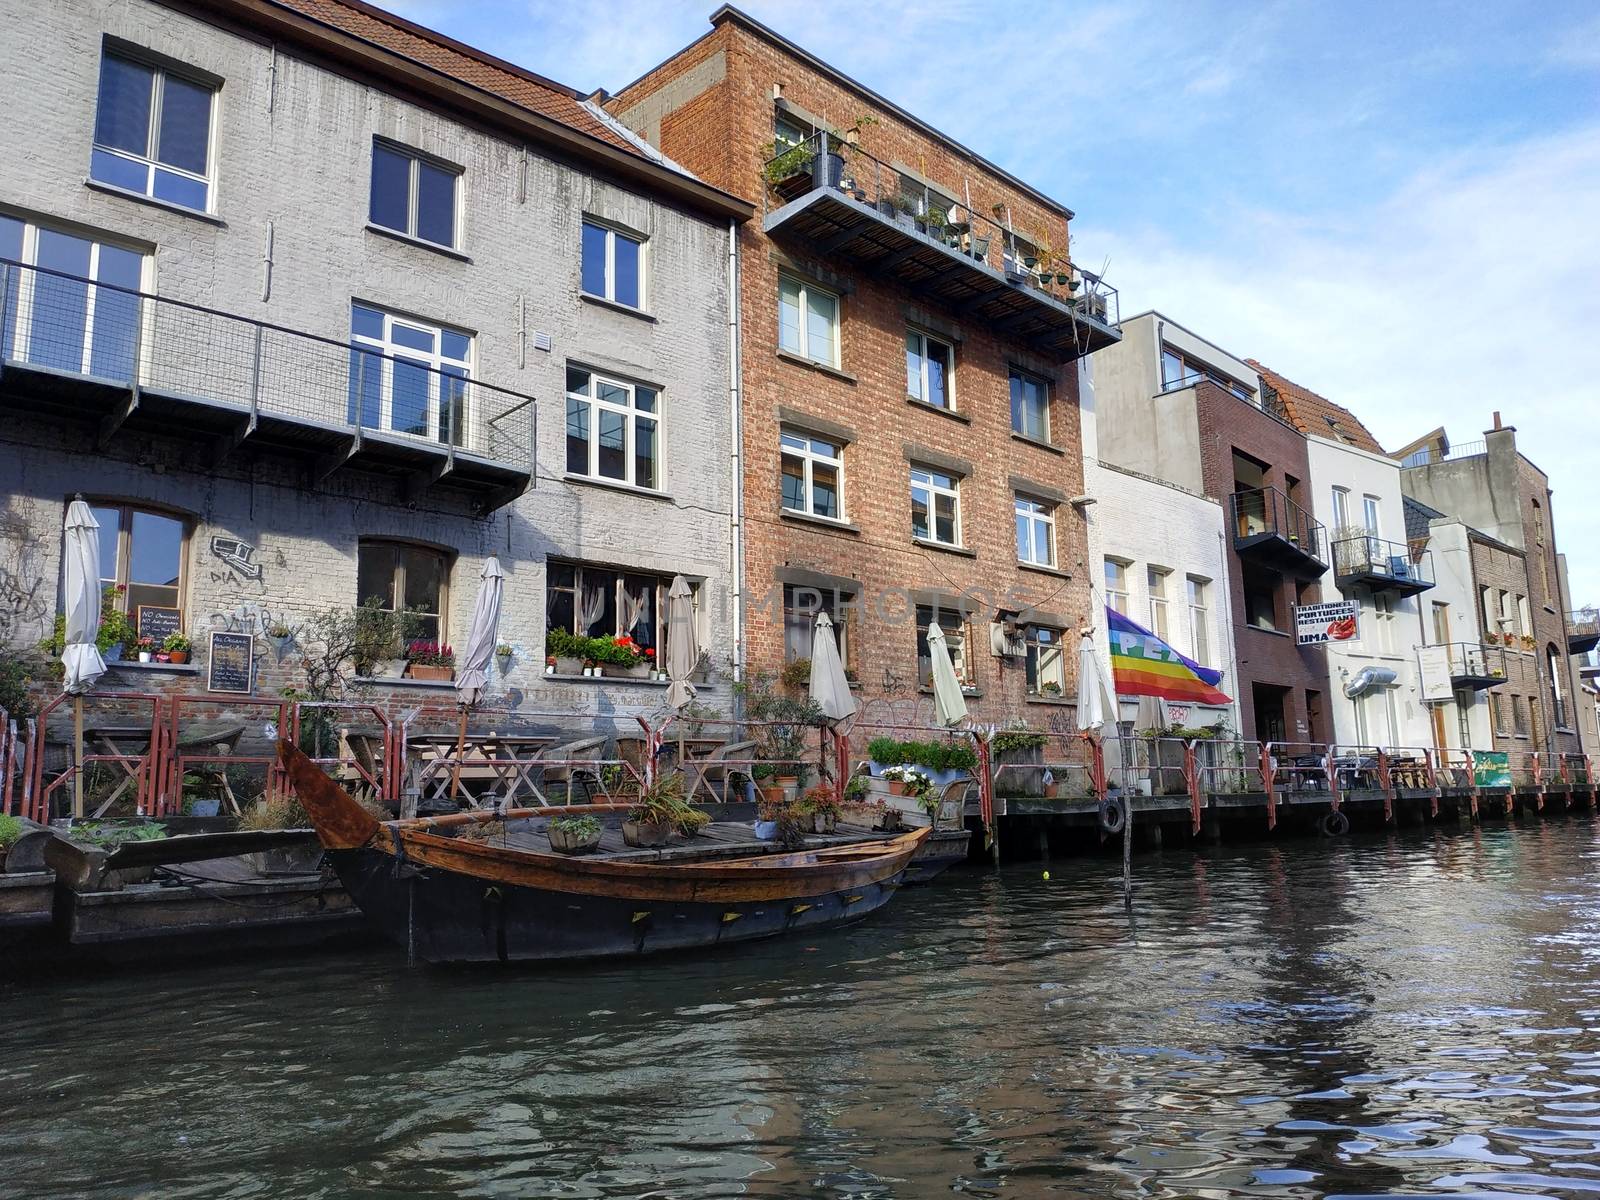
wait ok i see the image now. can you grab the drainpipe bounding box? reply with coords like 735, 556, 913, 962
1217, 527, 1243, 737
727, 218, 745, 687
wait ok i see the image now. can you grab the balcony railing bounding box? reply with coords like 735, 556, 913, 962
1568, 608, 1599, 655
1332, 534, 1435, 595
1401, 439, 1487, 468
1230, 486, 1328, 576
760, 132, 1119, 357
0, 259, 535, 511
1440, 641, 1508, 689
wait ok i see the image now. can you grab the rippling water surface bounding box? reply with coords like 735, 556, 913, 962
5, 818, 1600, 1198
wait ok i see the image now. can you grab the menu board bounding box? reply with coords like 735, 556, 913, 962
136, 605, 182, 646
207, 631, 255, 694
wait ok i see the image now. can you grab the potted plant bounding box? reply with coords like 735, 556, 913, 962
801, 784, 841, 834
545, 655, 557, 676
879, 764, 927, 796
754, 789, 784, 840
874, 802, 905, 833
1039, 680, 1063, 697
495, 643, 514, 672
762, 138, 819, 199
624, 771, 693, 848
752, 763, 788, 809
135, 635, 155, 664
266, 621, 295, 662
97, 586, 134, 662
405, 640, 455, 681
163, 632, 192, 665
780, 657, 811, 692
545, 628, 586, 676
0, 814, 22, 873
548, 814, 603, 855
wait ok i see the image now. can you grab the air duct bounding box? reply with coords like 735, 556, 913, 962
1344, 666, 1398, 699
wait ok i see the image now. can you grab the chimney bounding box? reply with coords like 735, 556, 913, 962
1492, 411, 1502, 430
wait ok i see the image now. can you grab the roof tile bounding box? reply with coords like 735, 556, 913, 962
1247, 360, 1389, 457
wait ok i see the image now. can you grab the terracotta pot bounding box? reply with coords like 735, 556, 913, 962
549, 826, 602, 855
407, 664, 453, 681
758, 783, 788, 807
168, 650, 190, 664
1042, 783, 1060, 799
622, 819, 672, 848
886, 779, 908, 796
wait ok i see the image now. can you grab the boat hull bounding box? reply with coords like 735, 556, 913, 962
328, 845, 908, 964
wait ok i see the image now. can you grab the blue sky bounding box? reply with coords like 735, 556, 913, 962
396, 0, 1600, 600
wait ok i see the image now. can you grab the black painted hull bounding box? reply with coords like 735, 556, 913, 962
329, 847, 909, 965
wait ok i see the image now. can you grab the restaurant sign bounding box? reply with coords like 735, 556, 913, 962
1294, 601, 1360, 646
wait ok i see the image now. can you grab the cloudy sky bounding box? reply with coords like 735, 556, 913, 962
397, 0, 1600, 599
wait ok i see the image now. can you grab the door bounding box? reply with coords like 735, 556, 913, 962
1252, 682, 1288, 744
1430, 704, 1449, 753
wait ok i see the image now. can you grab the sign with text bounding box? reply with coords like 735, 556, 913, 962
207, 631, 255, 695
1417, 645, 1454, 702
1472, 750, 1511, 790
135, 605, 182, 646
1294, 601, 1360, 646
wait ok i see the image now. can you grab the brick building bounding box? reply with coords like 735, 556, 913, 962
1089, 313, 1329, 744
605, 6, 1121, 718
0, 0, 749, 722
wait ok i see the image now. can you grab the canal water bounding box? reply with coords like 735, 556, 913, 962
4, 818, 1600, 1198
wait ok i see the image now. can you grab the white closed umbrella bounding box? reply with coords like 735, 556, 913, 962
807, 611, 856, 724
449, 556, 503, 799
926, 621, 967, 727
664, 576, 699, 711
62, 499, 106, 694
1081, 626, 1133, 909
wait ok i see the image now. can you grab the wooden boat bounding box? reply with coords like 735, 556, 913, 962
280, 742, 928, 965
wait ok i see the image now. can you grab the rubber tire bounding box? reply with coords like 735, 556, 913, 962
1098, 797, 1127, 835
1320, 810, 1351, 837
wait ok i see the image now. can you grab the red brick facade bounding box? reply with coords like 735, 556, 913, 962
609, 13, 1098, 722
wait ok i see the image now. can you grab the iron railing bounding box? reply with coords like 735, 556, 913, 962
1332, 535, 1435, 588
1438, 641, 1509, 682
1230, 486, 1327, 563
762, 132, 1119, 327
0, 258, 535, 464
1566, 608, 1599, 646
1401, 439, 1487, 468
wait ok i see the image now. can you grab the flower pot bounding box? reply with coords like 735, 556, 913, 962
267, 634, 293, 662
554, 656, 583, 675
496, 653, 514, 672
886, 779, 908, 796
154, 653, 170, 663
103, 643, 123, 663
753, 819, 779, 840
874, 809, 905, 832
168, 650, 190, 664
757, 783, 788, 807
811, 812, 837, 834
1042, 782, 1060, 799
622, 819, 672, 848
375, 657, 408, 679
407, 664, 453, 681
189, 799, 221, 817
549, 826, 602, 855
138, 651, 152, 663
602, 663, 649, 679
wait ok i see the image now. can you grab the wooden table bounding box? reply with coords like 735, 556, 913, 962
406, 732, 557, 809
81, 722, 245, 816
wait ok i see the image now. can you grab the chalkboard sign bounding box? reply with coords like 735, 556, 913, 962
207, 631, 255, 695
136, 605, 182, 645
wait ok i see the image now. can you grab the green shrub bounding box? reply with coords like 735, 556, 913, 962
0, 814, 24, 848
866, 737, 977, 773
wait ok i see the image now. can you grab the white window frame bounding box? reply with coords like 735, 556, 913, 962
581, 219, 646, 309
1332, 486, 1351, 530
1187, 576, 1210, 664
1373, 591, 1397, 653
779, 428, 845, 521
778, 274, 839, 367
910, 464, 961, 547
905, 328, 955, 409
1147, 566, 1171, 640
1010, 368, 1050, 441
1105, 559, 1129, 616
916, 605, 972, 688
91, 49, 218, 213
1014, 494, 1055, 566
1025, 624, 1068, 695
565, 367, 661, 490
369, 139, 462, 250
0, 216, 152, 379
1362, 494, 1382, 536
349, 303, 474, 447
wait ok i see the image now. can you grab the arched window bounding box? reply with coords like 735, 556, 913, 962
1548, 643, 1569, 730
85, 500, 190, 629
357, 540, 450, 643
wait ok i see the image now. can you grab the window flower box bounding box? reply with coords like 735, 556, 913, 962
406, 664, 454, 682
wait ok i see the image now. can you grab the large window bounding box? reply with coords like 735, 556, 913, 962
1147, 566, 1171, 640
910, 465, 960, 547
1160, 344, 1253, 400
1015, 495, 1056, 567
581, 220, 643, 309
565, 367, 659, 489
358, 540, 449, 643
905, 330, 954, 409
783, 584, 851, 667
1362, 495, 1382, 535
1372, 592, 1397, 653
1332, 486, 1351, 531
546, 562, 692, 664
778, 275, 838, 367
0, 216, 144, 381
349, 304, 471, 445
1243, 564, 1278, 632
1512, 694, 1529, 738
1010, 369, 1049, 441
1549, 644, 1570, 729
780, 429, 843, 520
1187, 576, 1210, 664
1431, 601, 1451, 645
91, 49, 215, 212
915, 605, 970, 688
1105, 559, 1129, 615
1025, 625, 1067, 696
89, 502, 187, 625
369, 140, 460, 249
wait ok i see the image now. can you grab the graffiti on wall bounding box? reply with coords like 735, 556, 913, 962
210, 536, 263, 582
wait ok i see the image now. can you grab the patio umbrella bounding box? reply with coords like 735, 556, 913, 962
449, 556, 503, 798
926, 621, 967, 727
664, 576, 699, 710
807, 611, 856, 724
1079, 627, 1133, 910
62, 498, 106, 818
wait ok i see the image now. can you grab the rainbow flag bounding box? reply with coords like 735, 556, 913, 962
1107, 606, 1231, 705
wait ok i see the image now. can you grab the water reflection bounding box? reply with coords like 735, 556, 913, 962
1, 819, 1598, 1197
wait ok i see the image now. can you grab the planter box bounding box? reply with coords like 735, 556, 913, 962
622, 819, 672, 848
554, 656, 583, 675
601, 663, 650, 679
548, 826, 602, 855
406, 664, 454, 681
811, 812, 838, 834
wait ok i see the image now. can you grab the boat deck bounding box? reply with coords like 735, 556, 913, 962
447, 816, 918, 864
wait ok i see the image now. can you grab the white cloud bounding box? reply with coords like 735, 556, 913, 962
1080, 124, 1600, 601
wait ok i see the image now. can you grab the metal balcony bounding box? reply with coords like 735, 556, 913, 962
1229, 486, 1328, 577
1442, 642, 1508, 690
761, 133, 1120, 360
1332, 535, 1435, 596
1568, 608, 1599, 655
0, 259, 535, 513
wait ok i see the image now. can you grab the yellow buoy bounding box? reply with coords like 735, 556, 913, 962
1042, 870, 1051, 880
